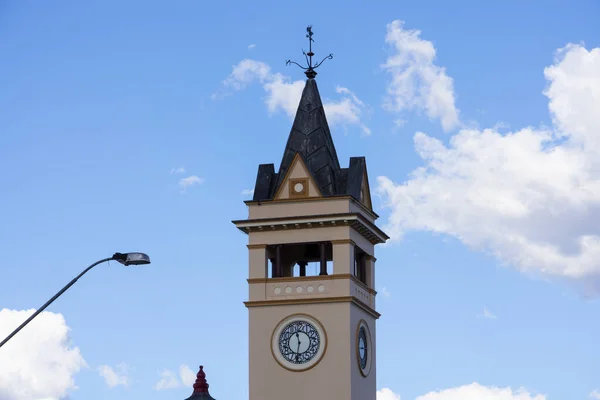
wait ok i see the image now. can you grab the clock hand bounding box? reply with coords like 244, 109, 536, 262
295, 333, 301, 361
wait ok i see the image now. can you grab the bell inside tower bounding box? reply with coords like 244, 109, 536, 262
266, 242, 333, 278
264, 241, 370, 286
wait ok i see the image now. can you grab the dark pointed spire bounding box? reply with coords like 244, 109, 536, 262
184, 366, 216, 400
250, 26, 372, 206
272, 77, 342, 196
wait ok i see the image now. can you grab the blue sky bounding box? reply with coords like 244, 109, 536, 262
0, 1, 599, 399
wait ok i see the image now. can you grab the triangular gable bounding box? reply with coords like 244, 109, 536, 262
273, 153, 323, 200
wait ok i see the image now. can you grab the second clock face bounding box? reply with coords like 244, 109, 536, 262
356, 320, 372, 377
358, 326, 368, 369
278, 320, 321, 364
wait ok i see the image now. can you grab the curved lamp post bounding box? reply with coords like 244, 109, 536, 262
0, 252, 150, 350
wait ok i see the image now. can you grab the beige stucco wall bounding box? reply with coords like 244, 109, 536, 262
247, 198, 376, 222
351, 305, 377, 400
247, 198, 351, 220
242, 161, 383, 399
349, 200, 376, 223
248, 301, 376, 400
248, 247, 268, 279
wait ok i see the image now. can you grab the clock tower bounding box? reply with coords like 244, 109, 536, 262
233, 27, 388, 400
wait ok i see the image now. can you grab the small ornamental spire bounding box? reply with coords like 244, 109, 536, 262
286, 25, 333, 79
193, 366, 209, 393
184, 366, 216, 400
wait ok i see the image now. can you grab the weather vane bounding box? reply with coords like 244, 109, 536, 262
286, 25, 333, 79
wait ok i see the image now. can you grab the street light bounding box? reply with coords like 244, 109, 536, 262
0, 252, 150, 350
113, 252, 151, 266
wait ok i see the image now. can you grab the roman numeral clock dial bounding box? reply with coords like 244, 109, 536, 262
271, 314, 327, 371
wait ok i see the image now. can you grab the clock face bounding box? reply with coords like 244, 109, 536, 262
271, 314, 327, 371
358, 326, 368, 369
294, 182, 304, 193
356, 320, 372, 376
278, 320, 320, 364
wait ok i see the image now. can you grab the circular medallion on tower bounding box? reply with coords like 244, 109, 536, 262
271, 313, 327, 372
288, 178, 308, 198
356, 319, 372, 377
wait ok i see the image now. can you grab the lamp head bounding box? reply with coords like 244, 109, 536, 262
112, 252, 151, 266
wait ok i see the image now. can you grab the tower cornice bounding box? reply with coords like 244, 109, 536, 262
232, 212, 389, 244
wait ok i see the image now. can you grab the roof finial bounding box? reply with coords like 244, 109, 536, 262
185, 365, 216, 399
286, 25, 333, 79
193, 366, 209, 393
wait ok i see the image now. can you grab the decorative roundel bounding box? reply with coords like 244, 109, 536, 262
356, 319, 372, 377
271, 314, 327, 372
294, 182, 305, 193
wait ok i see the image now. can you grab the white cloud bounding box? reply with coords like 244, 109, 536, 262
378, 388, 401, 400
382, 20, 460, 132
380, 286, 391, 297
415, 383, 546, 400
98, 362, 130, 388
394, 119, 407, 128
477, 307, 497, 319
153, 364, 196, 391
241, 188, 255, 196
248, 43, 256, 50
0, 309, 86, 400
544, 44, 600, 150
154, 369, 180, 391
179, 364, 196, 387
170, 167, 186, 174
377, 43, 600, 289
216, 59, 371, 135
590, 389, 600, 399
378, 384, 545, 400
179, 175, 204, 192
263, 73, 305, 117
221, 59, 272, 92
327, 86, 372, 135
